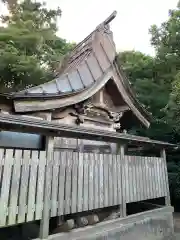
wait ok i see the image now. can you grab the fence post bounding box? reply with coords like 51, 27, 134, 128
120, 144, 126, 217
160, 148, 171, 206
39, 114, 54, 239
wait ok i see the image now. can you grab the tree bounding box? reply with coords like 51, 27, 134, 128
117, 50, 180, 207
117, 51, 169, 117
0, 0, 74, 92
149, 3, 180, 130
1, 0, 17, 10
117, 3, 180, 207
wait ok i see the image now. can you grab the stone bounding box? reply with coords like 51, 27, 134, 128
86, 214, 99, 225
104, 211, 121, 221
76, 217, 89, 227
52, 219, 75, 233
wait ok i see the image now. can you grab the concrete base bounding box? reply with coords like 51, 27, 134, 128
35, 206, 174, 240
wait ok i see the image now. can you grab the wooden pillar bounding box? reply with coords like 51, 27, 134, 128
160, 148, 171, 206
120, 144, 126, 217
39, 113, 54, 239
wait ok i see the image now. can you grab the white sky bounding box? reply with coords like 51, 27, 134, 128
0, 0, 179, 55
48, 0, 178, 56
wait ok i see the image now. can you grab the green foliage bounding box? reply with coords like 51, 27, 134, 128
149, 3, 180, 132
0, 0, 74, 91
117, 3, 180, 206
117, 51, 169, 117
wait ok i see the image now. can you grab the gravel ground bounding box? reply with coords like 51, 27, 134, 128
174, 213, 180, 239
176, 233, 180, 239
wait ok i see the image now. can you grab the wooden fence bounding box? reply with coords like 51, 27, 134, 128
0, 149, 169, 227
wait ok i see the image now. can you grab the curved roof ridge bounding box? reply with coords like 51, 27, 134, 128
15, 12, 117, 97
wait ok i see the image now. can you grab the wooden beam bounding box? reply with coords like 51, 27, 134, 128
119, 145, 126, 217
0, 113, 175, 148
39, 113, 54, 239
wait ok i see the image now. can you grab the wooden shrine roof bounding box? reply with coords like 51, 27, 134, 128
1, 11, 151, 128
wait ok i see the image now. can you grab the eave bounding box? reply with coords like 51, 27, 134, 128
0, 113, 175, 149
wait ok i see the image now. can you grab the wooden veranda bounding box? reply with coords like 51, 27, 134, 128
0, 113, 175, 239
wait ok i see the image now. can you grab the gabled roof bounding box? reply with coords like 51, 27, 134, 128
11, 11, 151, 128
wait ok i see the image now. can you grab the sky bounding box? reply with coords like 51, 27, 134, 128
0, 0, 179, 55
46, 0, 178, 56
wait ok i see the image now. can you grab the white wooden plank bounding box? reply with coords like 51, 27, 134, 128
133, 156, 137, 202
129, 156, 134, 203
129, 156, 134, 202
71, 152, 78, 213
152, 157, 156, 198
162, 156, 167, 197
26, 151, 39, 222
161, 150, 171, 205
108, 155, 113, 206
35, 151, 46, 220
157, 157, 163, 197
83, 153, 89, 211
155, 158, 159, 197
124, 156, 129, 203
163, 157, 168, 198
153, 157, 158, 198
77, 153, 83, 212
160, 157, 166, 197
116, 155, 122, 205
112, 155, 118, 205
144, 157, 148, 200
135, 156, 140, 202
152, 157, 155, 198
137, 157, 141, 201
18, 150, 31, 223
0, 149, 5, 187
132, 156, 136, 202
65, 152, 73, 214
94, 153, 99, 209
0, 149, 14, 226
8, 150, 22, 225
156, 157, 160, 197
51, 151, 60, 217
88, 153, 94, 210
58, 152, 66, 215
139, 157, 143, 200
140, 157, 145, 201
120, 146, 126, 217
147, 157, 151, 199
151, 157, 155, 198
103, 154, 109, 207
141, 157, 146, 200
139, 157, 143, 201
149, 157, 153, 199
99, 154, 104, 208
146, 157, 151, 199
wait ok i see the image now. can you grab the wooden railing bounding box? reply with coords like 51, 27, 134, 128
0, 149, 169, 227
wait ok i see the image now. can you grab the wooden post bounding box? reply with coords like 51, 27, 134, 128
160, 148, 171, 206
39, 113, 54, 239
120, 144, 126, 217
